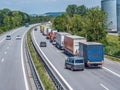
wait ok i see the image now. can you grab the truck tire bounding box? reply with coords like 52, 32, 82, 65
71, 66, 74, 71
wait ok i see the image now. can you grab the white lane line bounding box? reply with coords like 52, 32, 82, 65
1, 58, 4, 63
100, 84, 109, 90
0, 38, 5, 43
103, 67, 120, 78
21, 29, 29, 90
32, 31, 73, 90
4, 51, 7, 55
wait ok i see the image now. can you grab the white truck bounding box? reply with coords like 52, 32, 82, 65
55, 32, 69, 49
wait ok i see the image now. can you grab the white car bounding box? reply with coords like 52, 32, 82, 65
6, 35, 11, 40
16, 35, 21, 40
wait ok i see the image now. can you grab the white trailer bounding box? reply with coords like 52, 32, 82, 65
55, 32, 69, 49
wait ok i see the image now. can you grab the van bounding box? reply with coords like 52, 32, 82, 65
65, 56, 84, 71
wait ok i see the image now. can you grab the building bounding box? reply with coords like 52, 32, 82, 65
117, 0, 120, 33
101, 0, 117, 32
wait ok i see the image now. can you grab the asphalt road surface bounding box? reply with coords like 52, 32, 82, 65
32, 27, 120, 90
0, 26, 33, 90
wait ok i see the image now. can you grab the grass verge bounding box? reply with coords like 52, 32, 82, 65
104, 34, 120, 62
105, 55, 120, 62
27, 28, 55, 90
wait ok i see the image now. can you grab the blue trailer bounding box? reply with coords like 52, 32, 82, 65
79, 42, 104, 67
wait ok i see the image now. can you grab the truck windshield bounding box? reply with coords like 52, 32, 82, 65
75, 60, 83, 63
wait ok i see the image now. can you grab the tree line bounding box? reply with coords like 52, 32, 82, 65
53, 4, 108, 44
0, 8, 53, 34
0, 8, 30, 33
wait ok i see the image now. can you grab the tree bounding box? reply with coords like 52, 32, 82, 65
71, 14, 82, 34
84, 7, 107, 42
77, 5, 87, 16
0, 8, 30, 33
66, 4, 77, 17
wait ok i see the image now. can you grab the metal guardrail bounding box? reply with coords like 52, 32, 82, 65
30, 35, 65, 90
105, 53, 120, 59
30, 31, 73, 90
25, 35, 45, 90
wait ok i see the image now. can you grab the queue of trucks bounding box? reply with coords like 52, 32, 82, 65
39, 24, 104, 68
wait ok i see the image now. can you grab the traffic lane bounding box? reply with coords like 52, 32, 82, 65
33, 31, 109, 90
87, 68, 120, 90
36, 29, 120, 76
33, 30, 120, 90
0, 27, 24, 43
104, 58, 120, 75
0, 27, 26, 59
0, 27, 31, 90
0, 40, 12, 64
0, 39, 26, 90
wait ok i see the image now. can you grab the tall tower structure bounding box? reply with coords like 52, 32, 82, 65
101, 0, 117, 31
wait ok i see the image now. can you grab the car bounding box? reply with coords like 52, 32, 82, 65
40, 41, 47, 47
65, 56, 84, 71
16, 35, 21, 40
6, 35, 11, 40
34, 28, 37, 31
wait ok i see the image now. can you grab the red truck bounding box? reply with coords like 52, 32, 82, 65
50, 30, 57, 44
64, 35, 86, 56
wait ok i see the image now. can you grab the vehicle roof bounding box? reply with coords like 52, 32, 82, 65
68, 56, 84, 60
40, 41, 46, 43
57, 32, 70, 35
65, 35, 85, 39
79, 42, 103, 45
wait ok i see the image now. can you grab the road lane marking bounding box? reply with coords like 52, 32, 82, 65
33, 31, 73, 90
103, 67, 120, 78
4, 51, 7, 55
1, 58, 4, 63
100, 84, 109, 90
21, 29, 29, 90
0, 38, 5, 43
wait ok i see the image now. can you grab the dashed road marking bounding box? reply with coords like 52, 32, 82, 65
1, 58, 4, 63
4, 51, 7, 55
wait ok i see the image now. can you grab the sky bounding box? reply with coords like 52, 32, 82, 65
0, 0, 101, 14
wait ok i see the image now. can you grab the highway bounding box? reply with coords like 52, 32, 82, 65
0, 26, 32, 90
32, 27, 120, 90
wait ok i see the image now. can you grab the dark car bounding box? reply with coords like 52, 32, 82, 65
6, 35, 11, 40
40, 41, 47, 47
34, 28, 37, 31
65, 56, 84, 71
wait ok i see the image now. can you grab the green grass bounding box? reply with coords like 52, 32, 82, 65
27, 29, 56, 90
105, 34, 120, 62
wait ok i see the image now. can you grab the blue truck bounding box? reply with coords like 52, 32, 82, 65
79, 42, 104, 67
